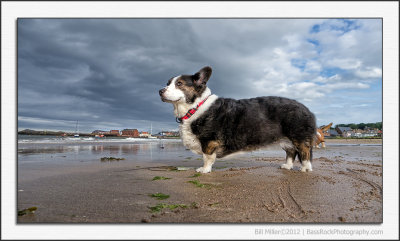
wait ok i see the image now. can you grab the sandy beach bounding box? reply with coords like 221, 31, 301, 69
17, 138, 382, 223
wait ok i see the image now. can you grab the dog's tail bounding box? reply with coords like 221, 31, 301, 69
320, 122, 333, 132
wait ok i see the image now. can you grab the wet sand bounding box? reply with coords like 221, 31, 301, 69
18, 139, 382, 223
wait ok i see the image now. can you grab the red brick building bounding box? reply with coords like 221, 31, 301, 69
121, 129, 139, 137
109, 130, 120, 136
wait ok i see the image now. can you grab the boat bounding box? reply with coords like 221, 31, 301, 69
74, 120, 80, 137
148, 123, 157, 139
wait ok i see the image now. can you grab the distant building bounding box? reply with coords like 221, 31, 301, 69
139, 131, 150, 138
109, 130, 120, 136
92, 130, 109, 135
335, 126, 353, 137
346, 128, 382, 138
327, 129, 338, 137
121, 129, 139, 137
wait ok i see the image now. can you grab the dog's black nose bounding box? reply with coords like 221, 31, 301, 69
159, 88, 166, 96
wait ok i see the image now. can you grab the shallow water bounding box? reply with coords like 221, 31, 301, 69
17, 135, 383, 178
18, 141, 191, 164
18, 135, 382, 166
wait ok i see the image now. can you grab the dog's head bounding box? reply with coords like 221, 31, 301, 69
159, 66, 212, 104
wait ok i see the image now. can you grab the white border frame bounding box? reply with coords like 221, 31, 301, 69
2, 1, 399, 240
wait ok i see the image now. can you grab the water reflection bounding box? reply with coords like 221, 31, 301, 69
18, 142, 191, 163
121, 145, 140, 155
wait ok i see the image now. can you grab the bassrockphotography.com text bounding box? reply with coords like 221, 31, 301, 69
254, 228, 383, 237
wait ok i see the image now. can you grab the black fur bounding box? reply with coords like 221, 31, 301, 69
191, 96, 316, 159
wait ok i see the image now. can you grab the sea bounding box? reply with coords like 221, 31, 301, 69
17, 134, 382, 168
17, 134, 192, 165
17, 134, 382, 184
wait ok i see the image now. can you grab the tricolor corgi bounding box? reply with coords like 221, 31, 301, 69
159, 66, 317, 173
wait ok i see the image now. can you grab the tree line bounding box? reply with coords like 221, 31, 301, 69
335, 122, 382, 130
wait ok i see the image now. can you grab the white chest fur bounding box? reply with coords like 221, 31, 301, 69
176, 92, 219, 156
180, 122, 203, 155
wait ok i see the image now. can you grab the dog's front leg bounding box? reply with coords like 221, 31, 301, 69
196, 153, 216, 173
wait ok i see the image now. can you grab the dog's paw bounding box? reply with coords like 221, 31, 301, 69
280, 163, 293, 170
300, 167, 313, 172
300, 162, 313, 172
196, 166, 212, 173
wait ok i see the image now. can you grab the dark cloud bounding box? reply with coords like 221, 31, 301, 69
18, 19, 382, 133
18, 19, 210, 132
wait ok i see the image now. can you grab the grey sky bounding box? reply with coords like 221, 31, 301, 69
18, 19, 382, 133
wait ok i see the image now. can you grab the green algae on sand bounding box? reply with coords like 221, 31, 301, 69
152, 176, 171, 181
149, 193, 170, 200
18, 206, 37, 216
100, 157, 125, 162
148, 203, 187, 213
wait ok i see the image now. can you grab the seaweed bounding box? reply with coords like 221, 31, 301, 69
152, 176, 171, 181
18, 206, 37, 216
187, 180, 212, 189
188, 173, 201, 178
149, 193, 170, 200
100, 157, 125, 162
148, 203, 187, 213
190, 202, 199, 209
208, 202, 220, 207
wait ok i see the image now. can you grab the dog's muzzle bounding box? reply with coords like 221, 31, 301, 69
159, 88, 168, 102
159, 88, 166, 96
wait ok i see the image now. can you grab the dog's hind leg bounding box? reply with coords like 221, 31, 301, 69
281, 149, 296, 170
280, 139, 296, 170
295, 141, 313, 172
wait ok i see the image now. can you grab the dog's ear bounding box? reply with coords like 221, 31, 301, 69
192, 66, 212, 87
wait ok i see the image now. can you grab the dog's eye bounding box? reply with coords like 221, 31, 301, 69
177, 82, 182, 86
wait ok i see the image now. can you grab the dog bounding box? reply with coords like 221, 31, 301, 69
159, 66, 317, 173
315, 123, 333, 148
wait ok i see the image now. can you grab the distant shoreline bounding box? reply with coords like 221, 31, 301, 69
17, 133, 181, 140
18, 132, 381, 141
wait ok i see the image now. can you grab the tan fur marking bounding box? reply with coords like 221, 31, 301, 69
293, 140, 312, 161
203, 140, 221, 155
176, 77, 199, 103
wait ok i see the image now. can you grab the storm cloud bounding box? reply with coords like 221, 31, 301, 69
18, 19, 382, 133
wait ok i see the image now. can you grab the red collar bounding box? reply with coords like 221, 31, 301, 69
176, 95, 211, 123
